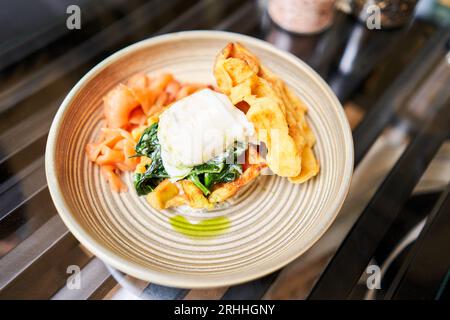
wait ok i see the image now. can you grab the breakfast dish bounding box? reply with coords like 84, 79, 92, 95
47, 31, 353, 287
86, 42, 319, 210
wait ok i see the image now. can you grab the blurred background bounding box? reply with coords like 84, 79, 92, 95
0, 0, 449, 300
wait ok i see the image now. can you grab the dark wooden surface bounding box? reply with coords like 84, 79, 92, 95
0, 0, 449, 300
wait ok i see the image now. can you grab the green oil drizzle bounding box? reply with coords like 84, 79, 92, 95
169, 215, 230, 238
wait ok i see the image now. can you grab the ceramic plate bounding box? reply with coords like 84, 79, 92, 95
45, 31, 353, 288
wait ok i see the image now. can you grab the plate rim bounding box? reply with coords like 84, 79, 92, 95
45, 30, 354, 289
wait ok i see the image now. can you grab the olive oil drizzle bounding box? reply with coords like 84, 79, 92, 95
169, 215, 230, 238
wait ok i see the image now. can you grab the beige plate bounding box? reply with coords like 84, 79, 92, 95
45, 31, 353, 289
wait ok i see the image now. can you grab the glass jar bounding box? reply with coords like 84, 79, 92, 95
268, 0, 337, 34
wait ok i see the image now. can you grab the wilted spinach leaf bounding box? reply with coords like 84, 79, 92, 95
134, 123, 159, 157
188, 142, 245, 195
133, 123, 169, 196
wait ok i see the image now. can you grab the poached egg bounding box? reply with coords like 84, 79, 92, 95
157, 88, 254, 179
